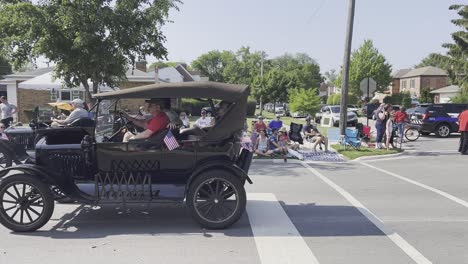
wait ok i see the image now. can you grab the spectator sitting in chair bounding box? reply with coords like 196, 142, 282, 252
51, 99, 88, 127
194, 109, 212, 129
278, 127, 300, 151
303, 117, 328, 152
121, 98, 170, 142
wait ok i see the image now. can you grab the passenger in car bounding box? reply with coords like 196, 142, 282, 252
51, 99, 88, 127
122, 98, 170, 142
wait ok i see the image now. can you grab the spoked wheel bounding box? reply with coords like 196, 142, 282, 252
0, 174, 54, 232
405, 128, 420, 141
187, 170, 246, 229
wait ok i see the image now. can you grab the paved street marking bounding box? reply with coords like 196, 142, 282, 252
361, 162, 468, 208
300, 163, 432, 264
247, 193, 320, 264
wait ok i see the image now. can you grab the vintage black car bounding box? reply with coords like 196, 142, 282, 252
0, 82, 253, 232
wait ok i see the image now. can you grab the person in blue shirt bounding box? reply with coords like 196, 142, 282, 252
269, 114, 283, 131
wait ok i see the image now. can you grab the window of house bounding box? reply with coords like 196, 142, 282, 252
60, 90, 71, 101
50, 88, 58, 101
402, 80, 407, 89
410, 79, 415, 89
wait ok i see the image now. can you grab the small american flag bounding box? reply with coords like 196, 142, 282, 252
164, 130, 180, 150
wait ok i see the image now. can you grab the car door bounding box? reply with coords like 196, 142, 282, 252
96, 139, 196, 184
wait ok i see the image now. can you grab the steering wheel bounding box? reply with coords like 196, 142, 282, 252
119, 112, 138, 135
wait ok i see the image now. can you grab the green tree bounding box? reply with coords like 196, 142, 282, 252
420, 87, 434, 103
0, 55, 12, 79
289, 88, 321, 115
0, 0, 180, 102
271, 53, 322, 90
148, 61, 181, 71
191, 50, 237, 83
324, 69, 338, 84
401, 92, 412, 108
416, 53, 448, 68
434, 4, 468, 99
336, 39, 392, 96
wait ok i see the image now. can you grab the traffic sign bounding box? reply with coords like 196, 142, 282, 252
360, 78, 376, 98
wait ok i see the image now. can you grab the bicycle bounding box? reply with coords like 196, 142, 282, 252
393, 123, 420, 143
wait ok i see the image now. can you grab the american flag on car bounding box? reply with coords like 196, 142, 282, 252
164, 130, 179, 150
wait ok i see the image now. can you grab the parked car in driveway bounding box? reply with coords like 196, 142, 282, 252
291, 111, 307, 118
347, 104, 359, 116
315, 105, 358, 127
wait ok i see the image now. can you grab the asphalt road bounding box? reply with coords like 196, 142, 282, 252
0, 135, 466, 264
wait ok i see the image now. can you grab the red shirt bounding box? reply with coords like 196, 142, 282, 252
254, 122, 268, 133
395, 111, 408, 123
459, 110, 468, 132
147, 112, 169, 135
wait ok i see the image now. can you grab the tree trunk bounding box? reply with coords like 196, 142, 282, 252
82, 82, 94, 105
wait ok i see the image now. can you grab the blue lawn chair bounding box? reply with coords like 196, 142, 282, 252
341, 128, 361, 150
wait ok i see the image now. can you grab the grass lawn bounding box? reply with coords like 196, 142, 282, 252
331, 144, 403, 160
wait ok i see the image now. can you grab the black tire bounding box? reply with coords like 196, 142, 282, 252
421, 132, 430, 136
436, 124, 451, 138
187, 170, 246, 229
0, 174, 54, 232
405, 128, 420, 141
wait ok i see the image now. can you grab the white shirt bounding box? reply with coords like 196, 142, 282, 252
195, 117, 212, 128
64, 108, 89, 124
0, 103, 17, 119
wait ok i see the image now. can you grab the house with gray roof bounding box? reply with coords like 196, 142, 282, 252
395, 66, 448, 98
430, 85, 460, 103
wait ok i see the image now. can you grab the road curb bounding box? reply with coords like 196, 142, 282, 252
352, 151, 406, 162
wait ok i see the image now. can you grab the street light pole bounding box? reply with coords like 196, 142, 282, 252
339, 0, 356, 135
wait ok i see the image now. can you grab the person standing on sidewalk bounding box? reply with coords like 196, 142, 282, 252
395, 107, 410, 145
0, 96, 18, 128
458, 106, 468, 155
375, 104, 390, 149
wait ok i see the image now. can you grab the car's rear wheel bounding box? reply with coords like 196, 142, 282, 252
187, 170, 246, 229
0, 174, 54, 232
436, 124, 451, 138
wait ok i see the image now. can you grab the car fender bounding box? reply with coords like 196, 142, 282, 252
185, 159, 253, 194
0, 164, 56, 185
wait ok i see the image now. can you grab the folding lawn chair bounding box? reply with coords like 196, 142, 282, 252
340, 128, 362, 150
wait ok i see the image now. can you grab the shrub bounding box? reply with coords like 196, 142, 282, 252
180, 99, 208, 116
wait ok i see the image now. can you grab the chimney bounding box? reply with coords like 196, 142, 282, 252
135, 60, 147, 72
154, 66, 159, 83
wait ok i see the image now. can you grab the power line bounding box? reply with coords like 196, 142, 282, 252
306, 0, 328, 24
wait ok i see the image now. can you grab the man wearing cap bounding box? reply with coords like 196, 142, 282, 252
269, 114, 283, 131
122, 98, 170, 142
51, 98, 88, 126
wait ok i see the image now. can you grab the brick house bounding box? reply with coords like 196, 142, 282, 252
392, 66, 448, 97
0, 62, 202, 122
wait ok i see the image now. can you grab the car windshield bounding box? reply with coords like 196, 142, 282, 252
414, 106, 428, 114
95, 99, 118, 141
330, 106, 340, 113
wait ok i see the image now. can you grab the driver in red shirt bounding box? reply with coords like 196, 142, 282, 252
122, 98, 170, 142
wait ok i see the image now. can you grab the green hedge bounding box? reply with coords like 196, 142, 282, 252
180, 98, 257, 116
180, 99, 208, 115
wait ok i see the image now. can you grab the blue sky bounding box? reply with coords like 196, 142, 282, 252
154, 0, 462, 73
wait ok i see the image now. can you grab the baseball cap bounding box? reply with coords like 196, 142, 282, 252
258, 115, 264, 119
71, 98, 84, 105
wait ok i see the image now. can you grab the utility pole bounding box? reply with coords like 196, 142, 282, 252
339, 0, 356, 135
259, 52, 265, 116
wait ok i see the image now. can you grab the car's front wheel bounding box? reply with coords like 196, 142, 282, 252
436, 124, 451, 138
187, 170, 246, 229
0, 174, 54, 232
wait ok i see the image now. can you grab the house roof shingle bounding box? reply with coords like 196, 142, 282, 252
401, 66, 447, 78
429, 85, 460, 94
392, 69, 411, 78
